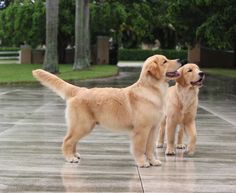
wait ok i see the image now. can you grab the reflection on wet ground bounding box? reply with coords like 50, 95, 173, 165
200, 75, 236, 100
0, 72, 236, 193
199, 75, 236, 126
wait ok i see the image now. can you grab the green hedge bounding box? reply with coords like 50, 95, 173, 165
0, 52, 19, 57
118, 49, 187, 61
0, 47, 20, 51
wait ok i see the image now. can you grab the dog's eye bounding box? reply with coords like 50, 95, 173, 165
188, 69, 192, 72
163, 60, 167, 64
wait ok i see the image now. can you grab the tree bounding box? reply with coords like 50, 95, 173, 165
73, 0, 90, 70
58, 0, 75, 63
1, 0, 177, 53
43, 0, 59, 73
167, 0, 208, 47
196, 0, 236, 65
90, 1, 127, 45
84, 0, 90, 65
90, 0, 175, 49
0, 0, 45, 47
0, 0, 10, 10
167, 0, 236, 65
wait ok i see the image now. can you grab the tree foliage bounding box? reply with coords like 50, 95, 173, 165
1, 0, 235, 55
196, 0, 236, 50
0, 0, 177, 51
0, 0, 45, 48
90, 1, 127, 44
90, 0, 174, 48
167, 0, 236, 50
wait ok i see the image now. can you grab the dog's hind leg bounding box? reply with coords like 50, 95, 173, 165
157, 118, 166, 148
62, 102, 95, 163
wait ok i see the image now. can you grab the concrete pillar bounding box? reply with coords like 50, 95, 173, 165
20, 45, 32, 64
96, 36, 109, 64
188, 43, 201, 64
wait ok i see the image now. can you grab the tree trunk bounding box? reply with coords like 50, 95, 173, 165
43, 0, 59, 73
73, 0, 90, 70
233, 41, 236, 68
58, 33, 67, 64
84, 0, 90, 63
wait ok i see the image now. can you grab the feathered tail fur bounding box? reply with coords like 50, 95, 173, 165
32, 69, 78, 100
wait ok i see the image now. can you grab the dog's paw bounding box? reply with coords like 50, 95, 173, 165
176, 144, 186, 149
66, 156, 80, 163
165, 148, 175, 156
156, 143, 164, 148
186, 146, 195, 156
149, 159, 162, 166
137, 161, 150, 168
187, 150, 195, 156
75, 152, 81, 159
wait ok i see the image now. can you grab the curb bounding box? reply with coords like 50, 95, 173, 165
117, 61, 143, 72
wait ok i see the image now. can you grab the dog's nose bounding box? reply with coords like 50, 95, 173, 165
199, 72, 205, 77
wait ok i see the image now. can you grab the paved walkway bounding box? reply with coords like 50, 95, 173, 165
0, 73, 236, 193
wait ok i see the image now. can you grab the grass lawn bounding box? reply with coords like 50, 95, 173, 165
203, 68, 236, 78
0, 64, 118, 85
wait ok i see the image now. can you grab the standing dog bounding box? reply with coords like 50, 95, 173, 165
32, 55, 181, 167
157, 63, 204, 156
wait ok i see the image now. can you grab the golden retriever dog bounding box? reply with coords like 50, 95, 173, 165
157, 63, 205, 156
32, 55, 181, 167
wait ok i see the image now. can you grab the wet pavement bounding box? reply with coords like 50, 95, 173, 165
0, 72, 236, 193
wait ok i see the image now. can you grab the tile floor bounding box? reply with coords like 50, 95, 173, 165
0, 73, 236, 193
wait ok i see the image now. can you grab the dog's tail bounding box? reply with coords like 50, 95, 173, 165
32, 69, 78, 100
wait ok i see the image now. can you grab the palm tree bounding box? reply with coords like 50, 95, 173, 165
73, 0, 90, 70
43, 0, 59, 73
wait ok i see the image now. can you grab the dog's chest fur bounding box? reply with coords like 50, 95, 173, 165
134, 82, 168, 124
138, 81, 168, 109
176, 86, 199, 115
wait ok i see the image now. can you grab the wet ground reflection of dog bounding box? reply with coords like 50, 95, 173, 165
155, 147, 196, 193
61, 162, 142, 192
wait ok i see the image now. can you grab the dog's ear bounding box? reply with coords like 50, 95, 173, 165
146, 59, 162, 80
176, 67, 186, 86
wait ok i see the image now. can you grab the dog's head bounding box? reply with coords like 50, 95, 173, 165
176, 63, 205, 87
141, 55, 182, 81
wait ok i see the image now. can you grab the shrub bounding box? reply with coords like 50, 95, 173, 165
0, 47, 19, 51
118, 49, 187, 61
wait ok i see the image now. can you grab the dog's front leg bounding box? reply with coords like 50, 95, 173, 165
146, 126, 161, 166
166, 118, 177, 155
185, 121, 197, 156
130, 129, 150, 168
176, 124, 186, 149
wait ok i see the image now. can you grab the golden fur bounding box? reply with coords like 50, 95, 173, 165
157, 63, 204, 156
32, 55, 181, 167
